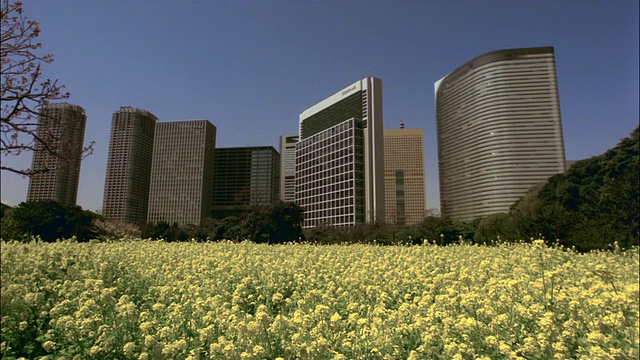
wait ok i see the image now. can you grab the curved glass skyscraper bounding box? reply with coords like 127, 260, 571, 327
435, 47, 566, 222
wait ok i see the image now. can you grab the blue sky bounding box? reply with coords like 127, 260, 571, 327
1, 0, 638, 213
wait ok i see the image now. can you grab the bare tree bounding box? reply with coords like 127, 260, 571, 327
1, 0, 92, 176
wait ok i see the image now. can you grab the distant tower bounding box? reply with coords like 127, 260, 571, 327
384, 124, 426, 225
212, 146, 280, 219
279, 135, 298, 202
102, 107, 158, 224
147, 120, 216, 225
27, 103, 87, 206
296, 77, 384, 228
435, 46, 566, 222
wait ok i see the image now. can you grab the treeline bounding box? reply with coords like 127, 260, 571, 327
2, 127, 637, 251
138, 201, 304, 243
0, 200, 304, 244
1, 200, 97, 242
475, 126, 639, 251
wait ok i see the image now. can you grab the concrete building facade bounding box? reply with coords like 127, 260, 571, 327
212, 146, 280, 219
384, 124, 426, 225
27, 103, 87, 206
279, 134, 298, 203
295, 77, 384, 228
102, 107, 157, 224
147, 120, 216, 225
435, 47, 566, 222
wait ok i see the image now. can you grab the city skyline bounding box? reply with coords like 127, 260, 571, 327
1, 1, 638, 212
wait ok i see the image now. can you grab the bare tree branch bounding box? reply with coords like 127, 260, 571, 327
1, 0, 92, 176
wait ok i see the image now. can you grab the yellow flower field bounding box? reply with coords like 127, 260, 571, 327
1, 240, 638, 359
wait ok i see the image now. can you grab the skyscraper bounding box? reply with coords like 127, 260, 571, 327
102, 107, 157, 224
435, 46, 566, 222
279, 134, 298, 203
27, 103, 87, 206
384, 124, 426, 225
296, 77, 384, 228
212, 146, 280, 219
147, 120, 216, 225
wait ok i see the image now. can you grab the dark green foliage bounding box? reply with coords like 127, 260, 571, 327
1, 203, 21, 240
302, 222, 394, 245
0, 201, 11, 219
139, 201, 304, 244
140, 221, 191, 242
230, 201, 304, 244
526, 127, 638, 250
473, 212, 517, 244
197, 217, 220, 240
4, 200, 97, 242
474, 126, 639, 251
302, 217, 476, 246
140, 221, 170, 240
265, 201, 304, 243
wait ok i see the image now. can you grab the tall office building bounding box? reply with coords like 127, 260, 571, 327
147, 120, 216, 225
435, 47, 566, 222
102, 107, 157, 224
296, 77, 384, 228
27, 103, 87, 206
212, 146, 280, 219
384, 123, 426, 225
279, 134, 298, 202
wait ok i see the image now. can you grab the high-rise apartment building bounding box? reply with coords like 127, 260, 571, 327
435, 46, 566, 222
279, 134, 298, 202
27, 103, 87, 206
102, 107, 157, 224
147, 120, 216, 225
212, 146, 280, 219
296, 77, 384, 228
384, 123, 426, 225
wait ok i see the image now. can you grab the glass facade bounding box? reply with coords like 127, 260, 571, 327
296, 77, 384, 228
435, 47, 566, 222
147, 120, 216, 225
295, 118, 364, 228
300, 92, 363, 139
212, 146, 280, 219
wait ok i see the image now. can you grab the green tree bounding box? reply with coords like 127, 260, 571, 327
266, 201, 304, 244
506, 126, 639, 251
1, 202, 21, 239
140, 221, 170, 240
197, 217, 219, 240
474, 212, 517, 244
9, 200, 96, 242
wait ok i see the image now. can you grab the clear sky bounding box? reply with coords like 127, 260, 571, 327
1, 0, 638, 212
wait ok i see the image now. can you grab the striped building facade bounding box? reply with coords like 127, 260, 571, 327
435, 47, 566, 222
